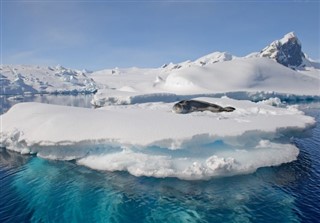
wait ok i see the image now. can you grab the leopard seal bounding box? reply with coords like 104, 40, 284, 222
172, 100, 235, 114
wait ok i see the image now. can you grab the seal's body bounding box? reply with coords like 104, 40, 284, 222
172, 100, 235, 114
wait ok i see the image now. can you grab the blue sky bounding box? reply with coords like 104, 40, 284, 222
1, 1, 319, 70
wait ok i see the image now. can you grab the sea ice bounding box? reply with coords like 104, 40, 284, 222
0, 97, 315, 180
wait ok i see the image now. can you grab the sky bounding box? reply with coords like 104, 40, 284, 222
1, 0, 320, 71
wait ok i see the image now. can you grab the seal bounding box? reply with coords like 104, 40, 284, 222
172, 100, 235, 114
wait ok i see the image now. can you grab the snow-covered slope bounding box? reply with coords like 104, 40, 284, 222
194, 51, 234, 66
162, 57, 319, 94
160, 51, 234, 71
90, 32, 319, 106
91, 57, 319, 106
0, 65, 97, 95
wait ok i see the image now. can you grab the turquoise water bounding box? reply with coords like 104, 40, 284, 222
0, 98, 319, 223
0, 150, 311, 223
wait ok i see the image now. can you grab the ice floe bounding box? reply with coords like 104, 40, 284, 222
0, 97, 315, 180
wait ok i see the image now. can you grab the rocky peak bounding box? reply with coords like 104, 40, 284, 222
259, 32, 305, 68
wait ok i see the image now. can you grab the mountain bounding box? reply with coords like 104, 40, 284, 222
257, 32, 317, 69
1, 32, 318, 97
159, 52, 235, 74
90, 32, 319, 107
161, 32, 318, 72
194, 52, 234, 66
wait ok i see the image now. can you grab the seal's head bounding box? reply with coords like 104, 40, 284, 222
172, 103, 183, 113
172, 100, 190, 114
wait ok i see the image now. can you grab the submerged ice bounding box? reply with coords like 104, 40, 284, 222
77, 141, 299, 180
0, 97, 315, 180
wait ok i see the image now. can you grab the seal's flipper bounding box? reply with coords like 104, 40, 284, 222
223, 106, 236, 112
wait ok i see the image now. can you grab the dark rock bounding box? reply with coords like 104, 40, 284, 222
260, 32, 306, 68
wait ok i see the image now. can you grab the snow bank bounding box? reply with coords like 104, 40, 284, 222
0, 97, 315, 180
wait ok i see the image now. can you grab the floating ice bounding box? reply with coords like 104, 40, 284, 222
0, 97, 315, 180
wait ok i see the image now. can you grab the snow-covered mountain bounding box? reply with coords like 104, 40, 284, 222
161, 51, 235, 72
258, 32, 306, 68
246, 32, 319, 71
1, 32, 319, 97
90, 32, 319, 106
194, 51, 234, 66
146, 32, 319, 75
0, 65, 97, 95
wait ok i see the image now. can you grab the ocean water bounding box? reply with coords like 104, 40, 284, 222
0, 96, 319, 223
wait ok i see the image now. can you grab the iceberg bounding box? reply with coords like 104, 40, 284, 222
0, 97, 315, 180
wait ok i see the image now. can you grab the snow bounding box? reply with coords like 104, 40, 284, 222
194, 51, 234, 66
163, 58, 318, 94
0, 64, 97, 95
91, 57, 319, 107
1, 32, 319, 180
279, 32, 300, 45
0, 97, 315, 180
